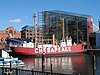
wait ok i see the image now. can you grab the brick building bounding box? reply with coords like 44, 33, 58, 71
0, 26, 21, 49
21, 25, 33, 39
21, 25, 42, 44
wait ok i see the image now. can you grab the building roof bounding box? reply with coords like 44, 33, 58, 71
43, 10, 91, 18
93, 24, 99, 32
96, 30, 100, 33
22, 25, 34, 30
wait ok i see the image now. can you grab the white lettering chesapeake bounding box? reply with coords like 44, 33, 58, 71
58, 47, 61, 52
57, 47, 60, 52
35, 48, 38, 53
43, 47, 46, 53
68, 47, 71, 51
62, 47, 65, 52
47, 47, 50, 53
51, 48, 55, 52
39, 48, 42, 53
65, 47, 68, 51
54, 47, 58, 52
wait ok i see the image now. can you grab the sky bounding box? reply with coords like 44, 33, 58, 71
0, 0, 100, 31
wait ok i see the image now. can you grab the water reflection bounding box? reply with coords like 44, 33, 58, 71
20, 54, 93, 75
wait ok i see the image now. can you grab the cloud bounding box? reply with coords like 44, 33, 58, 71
9, 19, 22, 23
25, 16, 29, 18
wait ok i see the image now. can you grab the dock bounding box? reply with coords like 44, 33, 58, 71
85, 49, 100, 55
0, 67, 78, 75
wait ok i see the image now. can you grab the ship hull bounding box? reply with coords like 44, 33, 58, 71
10, 44, 84, 56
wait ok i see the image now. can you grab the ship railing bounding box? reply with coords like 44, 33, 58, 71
9, 43, 22, 47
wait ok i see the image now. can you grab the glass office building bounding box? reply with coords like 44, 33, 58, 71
38, 10, 93, 48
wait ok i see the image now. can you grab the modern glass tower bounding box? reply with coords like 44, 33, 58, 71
38, 10, 93, 48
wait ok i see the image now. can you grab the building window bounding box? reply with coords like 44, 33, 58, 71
14, 31, 16, 34
6, 31, 8, 34
27, 30, 28, 32
30, 33, 32, 36
9, 30, 13, 37
1, 38, 3, 42
9, 30, 13, 34
30, 30, 32, 32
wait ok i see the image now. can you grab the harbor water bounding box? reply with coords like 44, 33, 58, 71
18, 54, 97, 75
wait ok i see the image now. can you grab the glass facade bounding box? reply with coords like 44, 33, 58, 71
38, 10, 93, 48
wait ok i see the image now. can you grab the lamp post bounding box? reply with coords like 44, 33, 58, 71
42, 51, 45, 72
42, 34, 45, 72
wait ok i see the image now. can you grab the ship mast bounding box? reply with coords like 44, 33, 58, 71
33, 11, 37, 48
62, 18, 65, 41
52, 34, 55, 45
